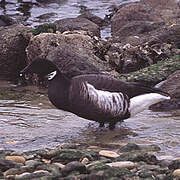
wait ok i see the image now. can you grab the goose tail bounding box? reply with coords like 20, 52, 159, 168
129, 93, 170, 117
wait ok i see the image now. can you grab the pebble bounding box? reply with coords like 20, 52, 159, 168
53, 162, 65, 169
81, 157, 89, 165
5, 156, 26, 164
106, 161, 136, 169
99, 150, 120, 158
173, 169, 180, 177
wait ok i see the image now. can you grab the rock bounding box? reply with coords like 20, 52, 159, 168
118, 143, 141, 152
0, 15, 16, 27
169, 160, 180, 170
151, 70, 180, 110
61, 161, 86, 176
106, 161, 136, 169
81, 157, 89, 165
113, 21, 164, 40
117, 56, 180, 86
54, 17, 100, 37
173, 169, 180, 177
99, 150, 120, 158
25, 32, 111, 85
115, 152, 158, 165
78, 12, 106, 27
111, 3, 162, 35
5, 156, 26, 164
53, 162, 65, 169
50, 149, 95, 164
0, 24, 32, 81
0, 160, 17, 171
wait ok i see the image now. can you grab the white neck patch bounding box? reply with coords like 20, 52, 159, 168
47, 71, 57, 80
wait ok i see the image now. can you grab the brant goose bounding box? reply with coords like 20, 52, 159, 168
20, 58, 170, 130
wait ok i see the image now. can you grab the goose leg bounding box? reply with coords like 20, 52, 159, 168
99, 122, 104, 127
109, 122, 116, 130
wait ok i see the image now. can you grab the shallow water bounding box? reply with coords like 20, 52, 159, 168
0, 81, 180, 159
0, 0, 139, 39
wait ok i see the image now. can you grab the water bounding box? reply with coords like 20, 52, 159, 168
0, 81, 180, 159
0, 0, 139, 39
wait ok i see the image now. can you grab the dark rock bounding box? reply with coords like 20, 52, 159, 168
117, 56, 180, 86
118, 143, 141, 152
115, 152, 158, 165
51, 149, 95, 164
25, 32, 111, 85
151, 70, 180, 110
113, 21, 164, 40
0, 15, 16, 27
55, 17, 100, 37
0, 24, 32, 81
78, 12, 106, 27
0, 159, 17, 171
168, 160, 180, 170
61, 161, 86, 176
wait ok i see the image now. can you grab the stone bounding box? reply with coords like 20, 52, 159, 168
81, 157, 89, 165
78, 12, 106, 27
0, 159, 17, 171
61, 161, 86, 176
99, 150, 120, 158
106, 161, 136, 169
53, 162, 65, 169
25, 32, 110, 85
111, 3, 162, 35
55, 17, 100, 37
173, 169, 180, 177
0, 24, 32, 81
5, 156, 26, 164
119, 143, 141, 152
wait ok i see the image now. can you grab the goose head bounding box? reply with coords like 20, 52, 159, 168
20, 58, 58, 78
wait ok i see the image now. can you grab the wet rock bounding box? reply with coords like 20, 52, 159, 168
115, 152, 158, 165
106, 161, 136, 169
50, 149, 96, 164
99, 150, 120, 159
169, 160, 180, 170
151, 70, 180, 110
118, 143, 141, 152
78, 12, 106, 27
5, 156, 26, 164
55, 17, 100, 37
61, 161, 86, 176
0, 15, 16, 27
0, 159, 18, 171
0, 24, 32, 81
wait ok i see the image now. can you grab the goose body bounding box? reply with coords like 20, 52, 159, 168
20, 58, 170, 129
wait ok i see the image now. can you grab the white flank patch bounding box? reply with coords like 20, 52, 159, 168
85, 83, 129, 117
129, 93, 170, 116
47, 71, 57, 80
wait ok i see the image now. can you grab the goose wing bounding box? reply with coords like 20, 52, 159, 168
68, 80, 130, 121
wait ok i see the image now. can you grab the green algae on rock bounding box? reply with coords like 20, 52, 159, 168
118, 56, 180, 85
27, 23, 57, 36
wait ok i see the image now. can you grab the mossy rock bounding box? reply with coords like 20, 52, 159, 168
118, 56, 180, 85
28, 23, 56, 36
